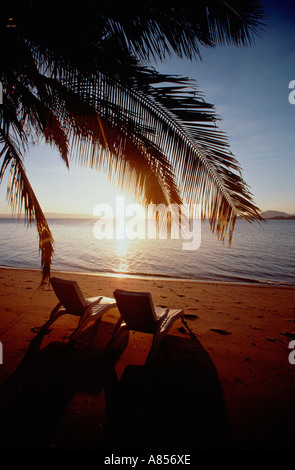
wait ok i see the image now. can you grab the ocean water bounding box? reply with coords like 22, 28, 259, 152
0, 217, 294, 286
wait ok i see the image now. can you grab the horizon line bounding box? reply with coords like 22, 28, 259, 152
0, 209, 295, 219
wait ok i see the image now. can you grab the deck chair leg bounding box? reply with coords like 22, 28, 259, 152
40, 301, 63, 332
40, 311, 65, 332
70, 313, 103, 341
146, 335, 162, 363
70, 323, 85, 341
106, 317, 125, 349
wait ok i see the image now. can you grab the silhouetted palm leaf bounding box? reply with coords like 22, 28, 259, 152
0, 0, 266, 283
0, 136, 54, 284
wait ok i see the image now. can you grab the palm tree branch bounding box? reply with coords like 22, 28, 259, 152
37, 61, 261, 239
0, 133, 54, 285
39, 74, 182, 209
94, 71, 261, 225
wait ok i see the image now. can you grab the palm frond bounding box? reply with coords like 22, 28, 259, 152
26, 51, 262, 241
57, 65, 261, 238
0, 134, 54, 285
100, 1, 266, 60
2, 1, 265, 66
0, 0, 267, 283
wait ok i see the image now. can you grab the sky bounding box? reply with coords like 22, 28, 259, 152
0, 0, 295, 217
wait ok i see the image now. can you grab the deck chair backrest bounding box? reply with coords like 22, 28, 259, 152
50, 277, 87, 315
113, 289, 157, 334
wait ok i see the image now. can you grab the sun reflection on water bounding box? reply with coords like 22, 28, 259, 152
114, 236, 131, 273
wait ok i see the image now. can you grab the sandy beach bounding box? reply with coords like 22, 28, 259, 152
0, 266, 295, 451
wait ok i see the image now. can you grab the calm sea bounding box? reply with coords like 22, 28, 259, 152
0, 217, 294, 286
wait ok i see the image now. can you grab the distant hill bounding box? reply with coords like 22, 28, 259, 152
1, 209, 295, 220
44, 212, 93, 219
0, 212, 94, 219
260, 210, 295, 220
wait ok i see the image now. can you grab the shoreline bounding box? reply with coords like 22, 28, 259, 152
1, 266, 295, 449
1, 264, 294, 288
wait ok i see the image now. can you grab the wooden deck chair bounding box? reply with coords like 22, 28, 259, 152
111, 289, 184, 361
41, 277, 116, 339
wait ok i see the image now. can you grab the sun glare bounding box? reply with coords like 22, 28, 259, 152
115, 236, 131, 273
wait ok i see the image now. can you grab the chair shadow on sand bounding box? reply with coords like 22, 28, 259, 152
103, 320, 235, 451
0, 319, 235, 450
0, 319, 122, 450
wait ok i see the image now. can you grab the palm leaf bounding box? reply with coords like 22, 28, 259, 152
0, 135, 54, 286
15, 1, 264, 62
51, 64, 261, 239
99, 1, 266, 60
24, 48, 262, 240
1, 0, 266, 283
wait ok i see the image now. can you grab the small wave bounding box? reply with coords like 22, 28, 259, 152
1, 218, 295, 287
2, 263, 294, 288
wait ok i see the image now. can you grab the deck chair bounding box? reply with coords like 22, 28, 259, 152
111, 289, 184, 361
41, 277, 117, 340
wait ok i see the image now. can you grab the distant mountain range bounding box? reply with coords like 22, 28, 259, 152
1, 209, 295, 220
260, 210, 295, 220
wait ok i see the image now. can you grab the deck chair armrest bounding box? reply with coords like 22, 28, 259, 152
155, 308, 184, 334
155, 308, 169, 327
87, 296, 103, 308
79, 297, 104, 325
158, 308, 169, 319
